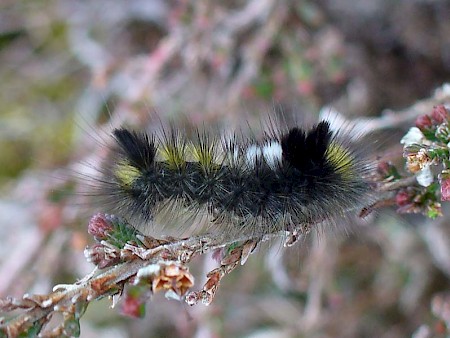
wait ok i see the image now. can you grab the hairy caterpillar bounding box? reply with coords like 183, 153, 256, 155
87, 118, 374, 240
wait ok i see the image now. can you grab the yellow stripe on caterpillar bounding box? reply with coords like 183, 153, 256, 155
326, 142, 354, 178
158, 143, 186, 170
115, 160, 141, 187
189, 142, 222, 174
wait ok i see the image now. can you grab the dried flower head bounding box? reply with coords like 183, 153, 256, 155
151, 263, 194, 299
405, 148, 433, 174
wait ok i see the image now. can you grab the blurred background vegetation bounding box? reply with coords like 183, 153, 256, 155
1, 1, 450, 337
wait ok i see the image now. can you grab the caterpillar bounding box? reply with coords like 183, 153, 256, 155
87, 118, 374, 240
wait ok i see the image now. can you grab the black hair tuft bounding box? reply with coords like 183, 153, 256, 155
113, 128, 156, 171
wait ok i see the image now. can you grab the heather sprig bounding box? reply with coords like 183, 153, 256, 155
381, 105, 450, 218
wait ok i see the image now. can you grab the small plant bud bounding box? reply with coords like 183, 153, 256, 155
415, 114, 432, 130
395, 190, 411, 207
377, 161, 400, 181
440, 179, 450, 201
431, 105, 449, 123
88, 213, 113, 241
121, 293, 146, 318
439, 170, 450, 201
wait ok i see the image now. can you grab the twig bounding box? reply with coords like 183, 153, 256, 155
0, 222, 287, 337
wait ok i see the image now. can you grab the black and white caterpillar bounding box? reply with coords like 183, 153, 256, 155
90, 120, 374, 239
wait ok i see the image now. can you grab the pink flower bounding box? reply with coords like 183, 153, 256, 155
441, 178, 450, 201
